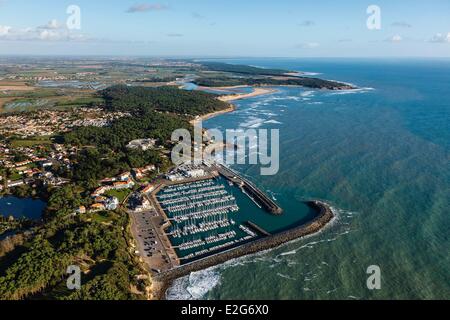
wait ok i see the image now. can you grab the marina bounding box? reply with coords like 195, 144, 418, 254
128, 162, 289, 272
130, 161, 333, 285
157, 174, 263, 263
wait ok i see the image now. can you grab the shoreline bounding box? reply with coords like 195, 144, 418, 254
150, 84, 335, 300
152, 200, 335, 300
190, 104, 236, 127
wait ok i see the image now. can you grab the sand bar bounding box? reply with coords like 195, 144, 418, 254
218, 87, 277, 102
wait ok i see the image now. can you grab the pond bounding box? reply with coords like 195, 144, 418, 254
0, 196, 46, 220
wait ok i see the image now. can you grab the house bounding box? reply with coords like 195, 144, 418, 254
94, 196, 107, 203
41, 161, 53, 168
134, 198, 151, 212
129, 194, 152, 212
14, 160, 32, 167
75, 206, 86, 215
16, 166, 29, 173
91, 186, 108, 197
118, 172, 131, 181
141, 184, 155, 194
7, 180, 24, 188
113, 180, 134, 190
133, 164, 156, 179
105, 197, 119, 210
126, 139, 157, 151
90, 203, 106, 212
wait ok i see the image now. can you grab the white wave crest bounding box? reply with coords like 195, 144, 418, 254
166, 268, 222, 300
328, 87, 375, 96
264, 120, 283, 125
276, 273, 297, 281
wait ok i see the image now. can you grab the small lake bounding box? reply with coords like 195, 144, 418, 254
0, 196, 46, 220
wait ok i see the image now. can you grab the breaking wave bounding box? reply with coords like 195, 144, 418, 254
166, 268, 222, 300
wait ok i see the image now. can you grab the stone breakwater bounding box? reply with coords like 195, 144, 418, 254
152, 200, 334, 299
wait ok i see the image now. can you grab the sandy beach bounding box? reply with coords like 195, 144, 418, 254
218, 87, 277, 102
190, 104, 236, 127
195, 85, 248, 93
190, 87, 277, 127
189, 87, 278, 129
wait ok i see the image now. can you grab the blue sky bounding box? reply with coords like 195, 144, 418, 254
0, 0, 449, 57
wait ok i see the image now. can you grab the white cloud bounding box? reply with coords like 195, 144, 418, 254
0, 20, 89, 42
39, 19, 62, 30
0, 25, 11, 36
391, 21, 412, 28
386, 35, 402, 43
298, 20, 315, 27
192, 12, 206, 20
167, 33, 183, 37
429, 32, 450, 43
127, 3, 168, 13
295, 42, 320, 49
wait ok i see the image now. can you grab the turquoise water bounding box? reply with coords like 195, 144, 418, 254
167, 59, 450, 300
159, 177, 317, 262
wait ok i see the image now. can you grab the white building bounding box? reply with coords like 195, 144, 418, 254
184, 169, 205, 178
126, 139, 157, 151
105, 197, 119, 210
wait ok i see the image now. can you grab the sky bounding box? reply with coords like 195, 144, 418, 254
0, 0, 449, 57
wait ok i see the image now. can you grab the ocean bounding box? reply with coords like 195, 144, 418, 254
166, 58, 450, 300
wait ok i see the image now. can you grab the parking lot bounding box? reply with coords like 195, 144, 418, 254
130, 209, 179, 274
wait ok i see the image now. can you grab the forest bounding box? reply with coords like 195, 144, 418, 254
0, 209, 147, 300
194, 76, 354, 90
199, 61, 290, 76
101, 85, 229, 115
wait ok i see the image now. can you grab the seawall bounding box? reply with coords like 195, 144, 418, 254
216, 164, 283, 215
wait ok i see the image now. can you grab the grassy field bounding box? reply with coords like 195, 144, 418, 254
90, 211, 118, 224
0, 81, 35, 92
8, 171, 22, 181
0, 97, 17, 111
9, 136, 53, 147
105, 189, 132, 203
0, 86, 102, 113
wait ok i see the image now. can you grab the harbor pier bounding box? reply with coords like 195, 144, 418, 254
215, 164, 283, 215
